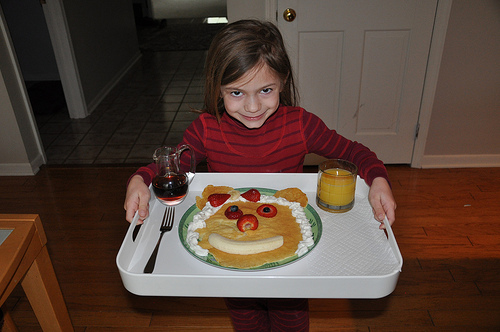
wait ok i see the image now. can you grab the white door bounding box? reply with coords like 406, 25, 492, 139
277, 0, 438, 164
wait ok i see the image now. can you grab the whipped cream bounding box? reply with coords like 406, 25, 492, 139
187, 193, 314, 257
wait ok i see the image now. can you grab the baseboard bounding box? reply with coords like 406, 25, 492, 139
0, 154, 44, 176
30, 153, 45, 174
420, 154, 500, 168
0, 162, 37, 176
87, 51, 143, 114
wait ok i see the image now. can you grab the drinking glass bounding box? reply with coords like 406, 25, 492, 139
316, 159, 357, 213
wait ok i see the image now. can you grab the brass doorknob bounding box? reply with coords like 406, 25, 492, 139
283, 8, 296, 22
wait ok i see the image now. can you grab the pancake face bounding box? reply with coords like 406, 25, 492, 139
196, 201, 303, 269
187, 187, 314, 269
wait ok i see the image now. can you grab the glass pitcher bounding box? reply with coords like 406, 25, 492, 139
152, 145, 195, 206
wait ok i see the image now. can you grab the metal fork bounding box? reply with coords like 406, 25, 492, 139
143, 206, 174, 273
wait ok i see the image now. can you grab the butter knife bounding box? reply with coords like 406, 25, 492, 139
131, 211, 141, 242
132, 223, 141, 241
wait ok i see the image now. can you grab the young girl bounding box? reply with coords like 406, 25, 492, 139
125, 19, 396, 332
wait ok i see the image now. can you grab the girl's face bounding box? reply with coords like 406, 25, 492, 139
221, 64, 282, 129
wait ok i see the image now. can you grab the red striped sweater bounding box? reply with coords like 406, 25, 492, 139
133, 106, 389, 186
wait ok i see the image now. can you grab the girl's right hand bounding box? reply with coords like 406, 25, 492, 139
124, 175, 151, 224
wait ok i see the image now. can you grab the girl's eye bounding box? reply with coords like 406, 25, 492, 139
262, 88, 273, 94
230, 91, 242, 97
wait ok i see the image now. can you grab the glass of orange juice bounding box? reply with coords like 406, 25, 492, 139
316, 159, 358, 213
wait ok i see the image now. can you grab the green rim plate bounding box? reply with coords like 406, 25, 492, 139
178, 187, 322, 271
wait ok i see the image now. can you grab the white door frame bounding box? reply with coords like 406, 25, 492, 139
410, 0, 452, 168
41, 0, 88, 119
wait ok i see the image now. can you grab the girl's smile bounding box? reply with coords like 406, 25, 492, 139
221, 64, 282, 129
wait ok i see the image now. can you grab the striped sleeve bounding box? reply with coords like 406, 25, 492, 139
128, 163, 156, 186
179, 115, 208, 172
301, 110, 389, 186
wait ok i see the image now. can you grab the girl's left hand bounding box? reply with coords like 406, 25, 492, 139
368, 177, 396, 229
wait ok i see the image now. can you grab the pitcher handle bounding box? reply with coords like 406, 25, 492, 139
177, 144, 196, 183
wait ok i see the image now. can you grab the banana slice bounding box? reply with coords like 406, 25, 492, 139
228, 189, 241, 200
208, 233, 284, 255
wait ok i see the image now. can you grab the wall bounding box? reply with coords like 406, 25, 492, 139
0, 74, 31, 173
62, 0, 141, 112
0, 7, 45, 175
0, 0, 59, 81
227, 0, 267, 22
150, 0, 227, 19
422, 0, 500, 167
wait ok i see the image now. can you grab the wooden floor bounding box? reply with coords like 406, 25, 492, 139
1, 165, 499, 331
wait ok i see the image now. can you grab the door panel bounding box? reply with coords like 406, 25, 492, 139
278, 0, 438, 164
298, 31, 343, 129
357, 30, 409, 134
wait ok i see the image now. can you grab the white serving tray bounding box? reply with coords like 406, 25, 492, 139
116, 173, 402, 298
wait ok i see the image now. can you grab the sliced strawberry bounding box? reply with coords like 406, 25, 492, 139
256, 204, 278, 218
236, 214, 259, 232
225, 205, 243, 219
241, 188, 260, 202
208, 193, 231, 207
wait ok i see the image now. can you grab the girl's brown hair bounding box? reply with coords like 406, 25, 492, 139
204, 19, 298, 121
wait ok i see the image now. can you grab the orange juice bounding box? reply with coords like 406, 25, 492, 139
316, 159, 357, 213
318, 168, 356, 207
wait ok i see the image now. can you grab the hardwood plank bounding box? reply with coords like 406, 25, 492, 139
309, 309, 433, 328
56, 282, 131, 297
397, 268, 454, 283
418, 258, 499, 271
430, 309, 500, 327
391, 281, 480, 297
85, 328, 233, 332
311, 328, 368, 332
151, 311, 232, 328
69, 310, 152, 328
451, 266, 500, 282
63, 296, 227, 312
476, 281, 500, 296
424, 222, 500, 237
370, 326, 487, 332
311, 295, 500, 312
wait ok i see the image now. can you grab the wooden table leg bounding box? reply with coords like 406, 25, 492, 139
21, 246, 73, 332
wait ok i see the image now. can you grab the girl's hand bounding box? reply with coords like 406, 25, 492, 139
368, 177, 396, 229
124, 175, 151, 224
